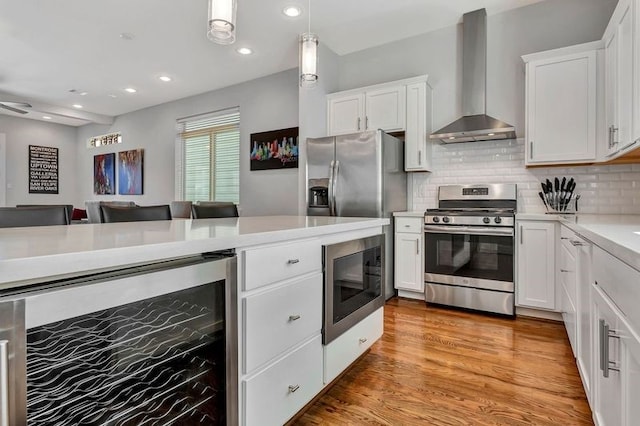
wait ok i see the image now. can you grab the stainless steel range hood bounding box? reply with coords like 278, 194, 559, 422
431, 8, 516, 144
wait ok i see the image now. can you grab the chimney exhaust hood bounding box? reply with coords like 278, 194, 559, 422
430, 8, 516, 144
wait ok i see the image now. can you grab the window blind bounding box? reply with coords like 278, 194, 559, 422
175, 108, 240, 203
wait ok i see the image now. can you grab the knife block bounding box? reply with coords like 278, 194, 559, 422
546, 193, 579, 214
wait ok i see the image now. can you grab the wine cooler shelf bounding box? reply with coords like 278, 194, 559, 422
25, 284, 226, 425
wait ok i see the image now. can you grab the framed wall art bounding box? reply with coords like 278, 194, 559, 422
250, 127, 298, 171
93, 153, 115, 195
29, 145, 59, 194
117, 149, 144, 195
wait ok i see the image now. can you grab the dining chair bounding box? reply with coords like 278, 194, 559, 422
170, 201, 193, 219
100, 205, 172, 223
0, 206, 70, 228
191, 203, 239, 219
16, 204, 74, 224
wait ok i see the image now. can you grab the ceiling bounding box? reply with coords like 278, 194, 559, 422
0, 0, 545, 126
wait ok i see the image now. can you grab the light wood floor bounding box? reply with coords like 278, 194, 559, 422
295, 298, 593, 425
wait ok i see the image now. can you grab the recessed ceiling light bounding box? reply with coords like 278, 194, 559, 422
448, 136, 455, 140
159, 76, 172, 82
42, 116, 52, 120
79, 91, 88, 96
283, 6, 301, 17
124, 88, 137, 93
236, 47, 253, 55
119, 32, 135, 40
488, 133, 495, 136
73, 104, 83, 109
108, 94, 117, 98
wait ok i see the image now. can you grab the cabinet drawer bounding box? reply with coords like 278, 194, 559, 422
324, 307, 383, 384
243, 335, 323, 426
560, 225, 580, 251
561, 281, 577, 357
243, 239, 321, 291
243, 274, 322, 373
593, 246, 640, 333
395, 217, 423, 234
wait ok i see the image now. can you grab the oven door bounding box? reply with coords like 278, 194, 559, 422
424, 225, 514, 291
323, 234, 384, 345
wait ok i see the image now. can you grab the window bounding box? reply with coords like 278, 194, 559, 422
176, 108, 240, 203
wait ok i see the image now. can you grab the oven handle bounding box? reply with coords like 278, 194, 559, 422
423, 225, 514, 237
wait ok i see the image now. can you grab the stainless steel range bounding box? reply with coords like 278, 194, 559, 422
424, 184, 517, 316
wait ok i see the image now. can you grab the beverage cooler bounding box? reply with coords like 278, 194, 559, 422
0, 253, 237, 426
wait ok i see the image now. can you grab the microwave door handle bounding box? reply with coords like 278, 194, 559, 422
423, 225, 514, 237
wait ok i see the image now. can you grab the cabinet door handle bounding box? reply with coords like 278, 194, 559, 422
601, 320, 621, 378
366, 116, 369, 130
611, 126, 619, 146
569, 240, 585, 246
288, 384, 300, 393
0, 341, 9, 426
359, 338, 368, 344
288, 314, 301, 322
608, 125, 613, 149
519, 225, 523, 245
416, 239, 419, 255
357, 117, 361, 131
560, 269, 571, 273
529, 141, 533, 159
418, 150, 422, 165
287, 259, 300, 265
599, 319, 606, 373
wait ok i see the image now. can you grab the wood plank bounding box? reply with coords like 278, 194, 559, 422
294, 298, 592, 425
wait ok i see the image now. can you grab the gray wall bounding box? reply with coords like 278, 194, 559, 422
0, 115, 79, 207
77, 69, 299, 216
338, 0, 618, 137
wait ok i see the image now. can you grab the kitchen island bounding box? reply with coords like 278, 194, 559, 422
0, 216, 389, 426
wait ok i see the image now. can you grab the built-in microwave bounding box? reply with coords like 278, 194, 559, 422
323, 234, 384, 344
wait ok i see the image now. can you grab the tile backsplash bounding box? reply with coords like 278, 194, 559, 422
411, 139, 640, 214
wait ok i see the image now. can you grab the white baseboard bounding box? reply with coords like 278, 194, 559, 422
397, 289, 425, 301
516, 306, 562, 321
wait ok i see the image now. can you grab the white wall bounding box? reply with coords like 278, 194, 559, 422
76, 69, 299, 216
0, 115, 79, 207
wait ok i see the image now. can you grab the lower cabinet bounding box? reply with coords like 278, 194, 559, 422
516, 220, 557, 310
243, 335, 323, 426
394, 216, 424, 296
324, 307, 383, 384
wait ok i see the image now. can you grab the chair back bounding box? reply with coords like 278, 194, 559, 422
170, 201, 193, 219
85, 201, 136, 223
100, 205, 172, 223
191, 203, 239, 219
0, 206, 69, 228
16, 204, 73, 224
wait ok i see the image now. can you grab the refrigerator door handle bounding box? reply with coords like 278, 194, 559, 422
332, 160, 340, 216
328, 160, 336, 216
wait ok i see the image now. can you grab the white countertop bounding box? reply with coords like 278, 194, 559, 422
0, 216, 388, 286
393, 211, 425, 218
517, 213, 640, 272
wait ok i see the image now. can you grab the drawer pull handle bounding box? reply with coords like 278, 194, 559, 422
404, 224, 411, 227
288, 314, 301, 322
560, 269, 571, 273
359, 338, 367, 344
288, 384, 300, 393
287, 259, 300, 265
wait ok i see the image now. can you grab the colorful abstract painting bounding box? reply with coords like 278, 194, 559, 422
117, 149, 144, 195
93, 153, 115, 195
250, 127, 298, 171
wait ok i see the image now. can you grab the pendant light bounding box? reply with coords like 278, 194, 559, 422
299, 0, 318, 87
208, 0, 237, 45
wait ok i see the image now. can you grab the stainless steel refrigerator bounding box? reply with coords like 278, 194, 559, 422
306, 130, 407, 300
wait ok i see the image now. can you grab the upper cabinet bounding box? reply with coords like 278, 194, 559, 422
603, 0, 637, 158
522, 42, 601, 166
327, 76, 433, 172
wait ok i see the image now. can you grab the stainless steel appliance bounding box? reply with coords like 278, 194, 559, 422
430, 9, 516, 143
0, 253, 237, 425
323, 234, 384, 344
307, 130, 407, 300
424, 184, 516, 316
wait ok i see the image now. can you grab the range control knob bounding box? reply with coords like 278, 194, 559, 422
442, 216, 450, 224
432, 216, 440, 223
494, 217, 502, 224
483, 217, 491, 224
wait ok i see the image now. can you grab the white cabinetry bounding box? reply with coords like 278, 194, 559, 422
327, 76, 433, 172
522, 43, 600, 165
603, 0, 637, 158
559, 234, 578, 355
327, 86, 404, 136
592, 245, 640, 426
394, 216, 424, 297
240, 239, 324, 426
516, 220, 557, 310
